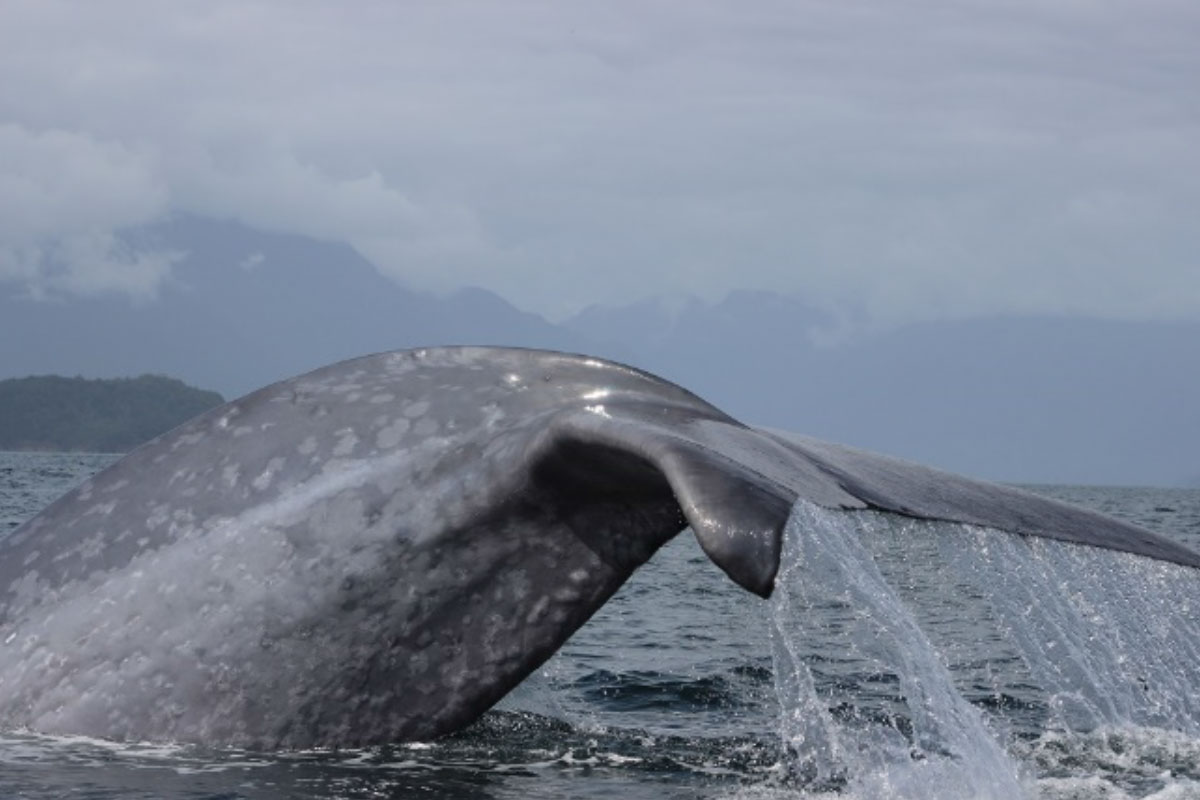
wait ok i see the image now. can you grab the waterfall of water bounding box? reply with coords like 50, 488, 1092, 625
769, 500, 1200, 799
934, 527, 1200, 738
769, 502, 1028, 799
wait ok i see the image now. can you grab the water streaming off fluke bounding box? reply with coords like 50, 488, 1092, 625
769, 501, 1200, 799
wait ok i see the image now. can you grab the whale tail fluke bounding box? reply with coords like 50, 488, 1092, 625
537, 405, 1200, 603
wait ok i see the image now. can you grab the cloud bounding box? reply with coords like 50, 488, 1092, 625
0, 0, 1197, 323
0, 124, 175, 300
239, 252, 265, 271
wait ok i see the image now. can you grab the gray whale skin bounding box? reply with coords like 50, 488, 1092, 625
2, 346, 1197, 747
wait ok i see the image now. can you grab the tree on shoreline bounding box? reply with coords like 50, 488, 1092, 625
0, 375, 224, 453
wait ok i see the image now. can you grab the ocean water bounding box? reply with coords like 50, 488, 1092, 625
2, 451, 1199, 799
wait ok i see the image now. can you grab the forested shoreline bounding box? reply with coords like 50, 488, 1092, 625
0, 375, 223, 453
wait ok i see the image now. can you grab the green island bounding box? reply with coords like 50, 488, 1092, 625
0, 375, 224, 453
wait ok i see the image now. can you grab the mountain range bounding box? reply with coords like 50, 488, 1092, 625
2, 216, 1197, 487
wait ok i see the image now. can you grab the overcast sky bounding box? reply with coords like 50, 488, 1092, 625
2, 0, 1197, 324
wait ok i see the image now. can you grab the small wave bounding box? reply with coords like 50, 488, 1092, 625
450, 709, 780, 778
569, 669, 752, 712
1015, 725, 1200, 799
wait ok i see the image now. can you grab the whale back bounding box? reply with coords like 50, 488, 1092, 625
1, 346, 1196, 746
0, 348, 783, 744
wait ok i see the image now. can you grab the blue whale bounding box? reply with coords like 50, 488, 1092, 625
1, 347, 1196, 747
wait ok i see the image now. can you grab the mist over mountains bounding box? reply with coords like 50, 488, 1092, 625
2, 216, 1197, 487
1, 217, 604, 397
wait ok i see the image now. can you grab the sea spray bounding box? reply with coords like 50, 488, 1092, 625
934, 526, 1200, 737
768, 501, 1200, 798
768, 502, 1027, 799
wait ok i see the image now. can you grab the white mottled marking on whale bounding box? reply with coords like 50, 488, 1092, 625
403, 401, 431, 418
376, 419, 410, 449
332, 430, 359, 457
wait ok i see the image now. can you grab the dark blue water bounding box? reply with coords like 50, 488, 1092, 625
2, 451, 1199, 799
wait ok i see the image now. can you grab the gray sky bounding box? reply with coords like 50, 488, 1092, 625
2, 0, 1198, 324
